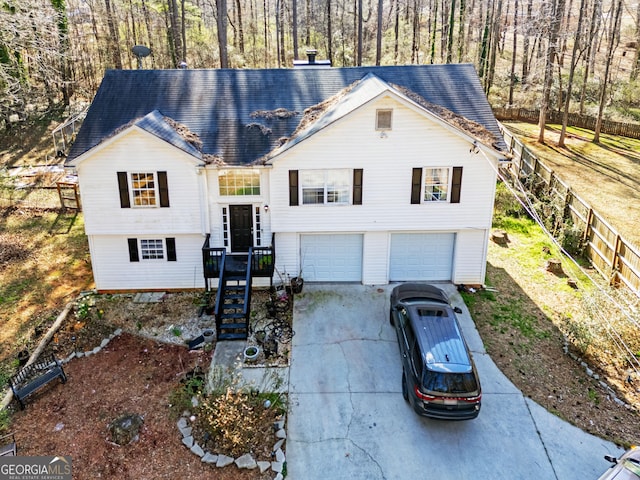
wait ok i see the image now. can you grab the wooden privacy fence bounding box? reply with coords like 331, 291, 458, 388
494, 107, 640, 139
501, 126, 640, 298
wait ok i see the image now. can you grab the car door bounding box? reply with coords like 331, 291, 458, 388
398, 309, 415, 375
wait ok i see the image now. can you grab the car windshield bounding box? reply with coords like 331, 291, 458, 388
423, 371, 478, 394
621, 458, 640, 477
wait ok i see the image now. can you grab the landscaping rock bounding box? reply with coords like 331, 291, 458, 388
177, 418, 187, 430
235, 453, 257, 469
190, 443, 205, 457
271, 461, 283, 473
100, 338, 110, 348
257, 461, 270, 473
202, 453, 218, 464
179, 426, 192, 438
216, 455, 234, 468
273, 439, 285, 452
108, 413, 144, 446
182, 436, 194, 448
274, 447, 285, 463
275, 428, 286, 439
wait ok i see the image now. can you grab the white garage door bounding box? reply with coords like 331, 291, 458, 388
301, 234, 363, 282
389, 233, 455, 281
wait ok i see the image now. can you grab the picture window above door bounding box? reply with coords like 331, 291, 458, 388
219, 169, 261, 196
376, 109, 393, 130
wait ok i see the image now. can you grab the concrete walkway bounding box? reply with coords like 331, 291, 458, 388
285, 284, 623, 480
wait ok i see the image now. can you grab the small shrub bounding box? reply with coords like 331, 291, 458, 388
559, 224, 585, 256
199, 388, 274, 457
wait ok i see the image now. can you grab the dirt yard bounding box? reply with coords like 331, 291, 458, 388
8, 290, 290, 480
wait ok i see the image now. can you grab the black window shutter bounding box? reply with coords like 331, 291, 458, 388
410, 168, 422, 204
352, 169, 363, 205
118, 172, 130, 208
451, 167, 463, 204
289, 170, 299, 206
127, 238, 139, 262
166, 238, 177, 261
158, 171, 170, 207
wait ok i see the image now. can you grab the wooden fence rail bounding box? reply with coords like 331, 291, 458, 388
501, 126, 640, 298
494, 107, 640, 139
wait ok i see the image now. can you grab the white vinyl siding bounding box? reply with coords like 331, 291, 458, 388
301, 234, 363, 281
268, 96, 498, 286
89, 234, 202, 290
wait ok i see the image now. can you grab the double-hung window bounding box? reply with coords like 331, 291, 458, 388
411, 166, 463, 204
424, 168, 449, 202
128, 238, 177, 262
118, 171, 170, 208
301, 169, 350, 205
140, 239, 164, 259
131, 173, 157, 206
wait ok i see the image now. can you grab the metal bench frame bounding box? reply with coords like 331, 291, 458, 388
10, 354, 67, 409
0, 432, 16, 456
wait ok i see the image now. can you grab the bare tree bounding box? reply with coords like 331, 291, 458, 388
538, 0, 566, 143
594, 0, 622, 143
217, 0, 229, 67
558, 0, 588, 147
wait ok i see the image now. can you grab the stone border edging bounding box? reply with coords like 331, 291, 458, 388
563, 337, 635, 411
60, 328, 123, 365
177, 412, 286, 479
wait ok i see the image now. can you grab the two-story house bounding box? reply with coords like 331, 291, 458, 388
66, 64, 509, 294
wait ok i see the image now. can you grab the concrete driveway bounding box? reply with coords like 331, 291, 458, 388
286, 284, 623, 480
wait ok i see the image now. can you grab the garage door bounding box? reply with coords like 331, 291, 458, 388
301, 234, 363, 282
389, 233, 455, 281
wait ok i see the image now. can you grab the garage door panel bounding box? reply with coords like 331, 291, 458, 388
390, 233, 454, 281
301, 234, 363, 282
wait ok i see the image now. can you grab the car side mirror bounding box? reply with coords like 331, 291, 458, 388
604, 455, 618, 464
454, 306, 463, 314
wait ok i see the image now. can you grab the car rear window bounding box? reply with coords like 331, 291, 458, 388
422, 371, 478, 394
417, 308, 448, 317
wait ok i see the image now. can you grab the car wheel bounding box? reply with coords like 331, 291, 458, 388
389, 309, 395, 326
401, 371, 409, 402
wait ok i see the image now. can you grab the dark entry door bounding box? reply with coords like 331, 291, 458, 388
229, 205, 253, 252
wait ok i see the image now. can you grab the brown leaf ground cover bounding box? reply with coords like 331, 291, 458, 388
8, 291, 287, 480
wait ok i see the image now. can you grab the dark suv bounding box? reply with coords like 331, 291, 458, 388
390, 283, 481, 420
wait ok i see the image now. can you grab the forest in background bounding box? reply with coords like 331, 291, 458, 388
1, 0, 640, 138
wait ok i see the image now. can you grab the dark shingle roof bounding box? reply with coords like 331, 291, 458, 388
67, 64, 506, 166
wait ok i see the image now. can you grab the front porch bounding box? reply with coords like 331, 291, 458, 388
202, 234, 276, 341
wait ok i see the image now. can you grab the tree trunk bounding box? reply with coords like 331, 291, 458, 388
446, 0, 455, 63
594, 0, 622, 143
292, 0, 298, 59
521, 0, 533, 83
217, 0, 229, 67
394, 0, 400, 64
508, 0, 518, 106
538, 0, 566, 144
104, 0, 123, 69
357, 0, 363, 65
375, 0, 383, 65
558, 0, 587, 147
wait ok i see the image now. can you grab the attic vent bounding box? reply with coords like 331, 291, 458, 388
376, 109, 392, 130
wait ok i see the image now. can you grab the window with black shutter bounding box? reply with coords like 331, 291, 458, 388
451, 167, 463, 204
128, 238, 139, 262
166, 238, 177, 261
118, 172, 130, 208
411, 168, 422, 204
289, 170, 299, 206
352, 169, 363, 205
